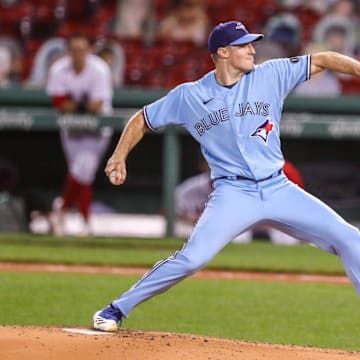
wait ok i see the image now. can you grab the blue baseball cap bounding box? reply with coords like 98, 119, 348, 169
208, 21, 264, 54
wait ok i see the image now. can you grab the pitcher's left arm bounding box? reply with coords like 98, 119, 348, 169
311, 51, 360, 77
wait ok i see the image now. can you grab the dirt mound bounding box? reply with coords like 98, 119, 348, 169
1, 326, 359, 360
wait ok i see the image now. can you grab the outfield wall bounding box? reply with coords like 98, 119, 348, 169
1, 89, 360, 235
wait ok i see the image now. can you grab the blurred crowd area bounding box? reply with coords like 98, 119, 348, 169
0, 0, 360, 92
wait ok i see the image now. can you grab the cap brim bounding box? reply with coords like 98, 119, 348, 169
230, 34, 264, 46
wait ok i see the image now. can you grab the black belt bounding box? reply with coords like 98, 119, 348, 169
214, 169, 282, 183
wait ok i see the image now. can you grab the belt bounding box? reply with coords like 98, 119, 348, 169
214, 169, 282, 183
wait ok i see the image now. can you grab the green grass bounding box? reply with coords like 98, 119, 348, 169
0, 233, 358, 351
0, 271, 359, 351
0, 233, 345, 274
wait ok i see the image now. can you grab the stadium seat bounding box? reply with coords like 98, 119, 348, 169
0, 1, 32, 41
339, 76, 360, 95
28, 0, 66, 39
57, 20, 107, 40
63, 0, 99, 21
154, 0, 171, 19
295, 5, 321, 44
5, 0, 360, 91
22, 38, 43, 80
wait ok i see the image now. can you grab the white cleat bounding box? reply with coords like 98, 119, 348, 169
93, 311, 119, 332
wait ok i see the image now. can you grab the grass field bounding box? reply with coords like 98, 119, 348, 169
0, 233, 345, 274
0, 232, 359, 351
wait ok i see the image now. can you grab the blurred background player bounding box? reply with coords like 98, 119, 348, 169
27, 37, 67, 88
157, 0, 210, 45
0, 46, 12, 88
291, 43, 342, 97
94, 41, 125, 88
175, 154, 212, 231
46, 33, 113, 236
112, 0, 157, 41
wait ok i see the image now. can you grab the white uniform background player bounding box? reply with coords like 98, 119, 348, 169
93, 21, 360, 332
46, 34, 113, 236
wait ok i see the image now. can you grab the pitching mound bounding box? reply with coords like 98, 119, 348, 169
1, 326, 359, 360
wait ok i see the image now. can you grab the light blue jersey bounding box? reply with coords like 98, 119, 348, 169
108, 55, 360, 321
144, 55, 310, 180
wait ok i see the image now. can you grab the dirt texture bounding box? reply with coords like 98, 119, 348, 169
1, 326, 360, 360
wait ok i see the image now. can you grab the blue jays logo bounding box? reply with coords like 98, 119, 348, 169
250, 118, 274, 144
236, 22, 245, 30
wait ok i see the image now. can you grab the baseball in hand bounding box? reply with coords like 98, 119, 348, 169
109, 171, 118, 185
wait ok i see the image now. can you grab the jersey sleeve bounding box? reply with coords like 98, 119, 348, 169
87, 63, 113, 102
143, 85, 184, 131
46, 66, 68, 96
262, 55, 311, 99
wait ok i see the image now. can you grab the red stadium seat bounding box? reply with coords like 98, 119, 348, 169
339, 77, 360, 95
63, 0, 99, 21
0, 0, 31, 19
93, 5, 114, 25
295, 5, 321, 44
154, 0, 171, 19
3, 0, 339, 88
29, 0, 66, 39
57, 21, 107, 40
0, 1, 32, 40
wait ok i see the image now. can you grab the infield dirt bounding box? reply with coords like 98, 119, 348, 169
2, 326, 360, 360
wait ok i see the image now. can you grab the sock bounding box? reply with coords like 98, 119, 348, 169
61, 174, 81, 210
78, 183, 92, 221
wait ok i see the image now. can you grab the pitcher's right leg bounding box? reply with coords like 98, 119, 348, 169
94, 180, 263, 330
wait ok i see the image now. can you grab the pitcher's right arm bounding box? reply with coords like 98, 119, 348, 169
105, 110, 149, 185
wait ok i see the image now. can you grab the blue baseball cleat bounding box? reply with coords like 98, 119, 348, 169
93, 304, 123, 332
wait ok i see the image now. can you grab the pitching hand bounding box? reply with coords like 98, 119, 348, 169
105, 158, 127, 185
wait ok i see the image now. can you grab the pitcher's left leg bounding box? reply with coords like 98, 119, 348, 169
266, 180, 360, 294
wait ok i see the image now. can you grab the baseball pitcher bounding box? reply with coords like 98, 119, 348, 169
93, 21, 360, 331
